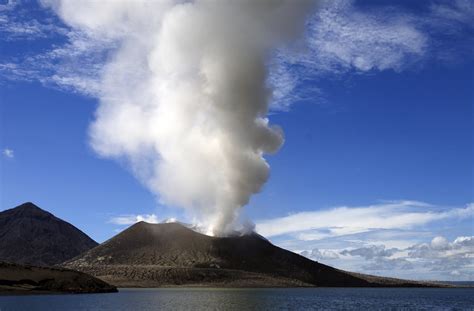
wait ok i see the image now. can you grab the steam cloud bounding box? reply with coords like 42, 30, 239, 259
43, 0, 316, 235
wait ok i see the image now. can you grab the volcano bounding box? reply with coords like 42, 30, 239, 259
63, 222, 438, 287
0, 202, 98, 266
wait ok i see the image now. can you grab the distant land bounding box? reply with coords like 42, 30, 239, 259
0, 203, 98, 266
0, 202, 455, 293
0, 262, 117, 294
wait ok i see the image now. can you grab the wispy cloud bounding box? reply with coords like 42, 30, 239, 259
0, 16, 67, 41
2, 148, 14, 158
305, 0, 427, 72
0, 28, 113, 96
429, 0, 474, 26
0, 1, 114, 96
269, 0, 474, 110
269, 0, 429, 110
256, 201, 472, 238
0, 0, 68, 41
0, 0, 18, 12
108, 214, 159, 225
1, 0, 473, 110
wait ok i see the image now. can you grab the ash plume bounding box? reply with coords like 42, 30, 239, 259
43, 0, 317, 235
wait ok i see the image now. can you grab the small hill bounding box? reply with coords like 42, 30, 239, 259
0, 261, 117, 294
0, 202, 98, 266
64, 222, 439, 287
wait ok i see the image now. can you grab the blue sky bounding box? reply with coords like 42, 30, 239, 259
1, 0, 473, 280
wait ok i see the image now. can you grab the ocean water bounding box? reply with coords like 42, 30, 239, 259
0, 288, 473, 311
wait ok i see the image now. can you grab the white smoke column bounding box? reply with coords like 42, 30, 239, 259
43, 0, 317, 235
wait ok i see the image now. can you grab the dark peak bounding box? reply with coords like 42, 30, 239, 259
0, 202, 98, 266
129, 221, 193, 232
131, 220, 146, 226
16, 202, 42, 210
15, 202, 48, 214
2, 202, 54, 219
131, 221, 187, 229
127, 220, 155, 230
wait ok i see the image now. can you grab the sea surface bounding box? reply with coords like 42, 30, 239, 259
0, 288, 473, 310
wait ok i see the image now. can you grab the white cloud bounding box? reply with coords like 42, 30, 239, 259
295, 235, 474, 280
109, 214, 159, 225
256, 201, 473, 278
404, 235, 474, 279
361, 257, 414, 271
340, 244, 397, 260
256, 201, 473, 238
2, 148, 14, 158
301, 248, 339, 261
307, 0, 427, 72
453, 236, 474, 247
408, 236, 474, 259
269, 0, 428, 109
431, 236, 450, 250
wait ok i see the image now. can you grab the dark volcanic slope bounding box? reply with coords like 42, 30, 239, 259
0, 202, 98, 266
64, 222, 436, 287
0, 261, 117, 294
